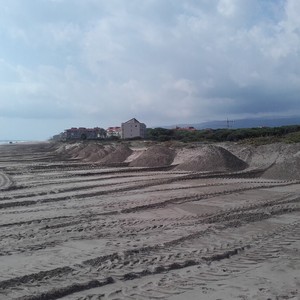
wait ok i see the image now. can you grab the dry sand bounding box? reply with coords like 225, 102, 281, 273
129, 145, 175, 167
174, 145, 248, 172
0, 141, 299, 300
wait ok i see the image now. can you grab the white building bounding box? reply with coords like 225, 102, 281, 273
106, 126, 121, 138
121, 118, 146, 139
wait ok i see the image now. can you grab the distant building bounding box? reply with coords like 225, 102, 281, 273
174, 126, 197, 132
106, 126, 121, 138
65, 127, 106, 140
121, 118, 146, 139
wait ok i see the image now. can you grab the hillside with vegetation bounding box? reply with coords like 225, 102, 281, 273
146, 125, 300, 144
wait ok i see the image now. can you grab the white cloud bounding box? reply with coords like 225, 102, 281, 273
0, 0, 300, 139
217, 0, 237, 17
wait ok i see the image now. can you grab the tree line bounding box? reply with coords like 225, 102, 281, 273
146, 125, 300, 143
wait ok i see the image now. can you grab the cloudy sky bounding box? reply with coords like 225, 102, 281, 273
0, 0, 300, 140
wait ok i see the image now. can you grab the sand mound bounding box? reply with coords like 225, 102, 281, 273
261, 144, 300, 180
222, 143, 284, 168
175, 145, 248, 172
54, 141, 300, 178
100, 144, 133, 164
223, 142, 300, 179
74, 144, 99, 160
83, 145, 112, 162
124, 148, 147, 163
262, 157, 300, 180
54, 143, 113, 162
54, 143, 84, 159
53, 143, 132, 163
129, 145, 175, 167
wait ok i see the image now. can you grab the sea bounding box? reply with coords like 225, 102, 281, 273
0, 140, 30, 145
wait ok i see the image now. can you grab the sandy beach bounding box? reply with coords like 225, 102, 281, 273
0, 141, 299, 300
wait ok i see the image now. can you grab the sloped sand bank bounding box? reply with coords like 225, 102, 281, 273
224, 142, 300, 179
99, 144, 133, 164
54, 141, 300, 179
174, 145, 248, 172
129, 145, 175, 167
263, 155, 300, 180
54, 143, 131, 163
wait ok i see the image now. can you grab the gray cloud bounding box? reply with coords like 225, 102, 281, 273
0, 0, 300, 139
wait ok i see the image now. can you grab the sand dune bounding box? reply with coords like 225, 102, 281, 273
174, 145, 248, 172
129, 145, 175, 167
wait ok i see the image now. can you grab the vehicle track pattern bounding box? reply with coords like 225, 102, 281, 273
3, 220, 299, 299
0, 171, 13, 190
0, 143, 299, 299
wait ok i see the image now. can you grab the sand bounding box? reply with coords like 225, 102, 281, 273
0, 141, 299, 300
174, 145, 248, 172
129, 145, 175, 167
223, 142, 300, 180
100, 144, 133, 164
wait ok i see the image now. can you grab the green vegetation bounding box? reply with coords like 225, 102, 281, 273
284, 131, 300, 143
146, 125, 300, 144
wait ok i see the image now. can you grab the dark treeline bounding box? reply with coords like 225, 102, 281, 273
146, 125, 300, 143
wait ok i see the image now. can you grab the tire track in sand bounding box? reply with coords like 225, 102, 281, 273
0, 171, 13, 190
5, 220, 299, 300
